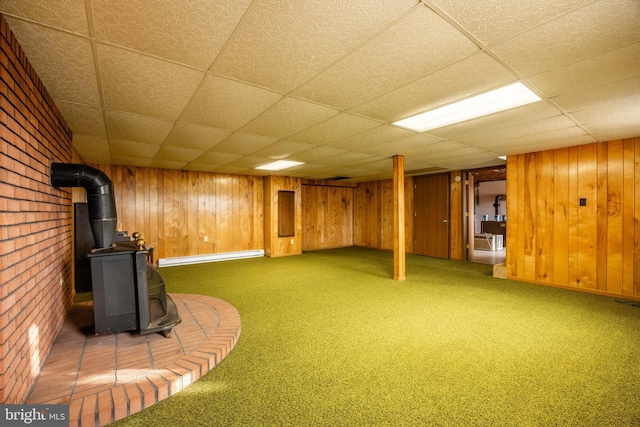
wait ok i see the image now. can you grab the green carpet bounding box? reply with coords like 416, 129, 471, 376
113, 247, 640, 426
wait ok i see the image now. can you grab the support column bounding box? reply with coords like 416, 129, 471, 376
393, 155, 406, 281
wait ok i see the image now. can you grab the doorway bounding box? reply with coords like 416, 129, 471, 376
467, 167, 506, 265
414, 174, 450, 259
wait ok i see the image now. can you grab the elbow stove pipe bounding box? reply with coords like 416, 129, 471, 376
50, 163, 117, 249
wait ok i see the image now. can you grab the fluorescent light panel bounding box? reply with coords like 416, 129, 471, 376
394, 82, 541, 132
255, 160, 304, 171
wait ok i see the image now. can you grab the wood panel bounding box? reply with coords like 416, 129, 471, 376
89, 165, 264, 262
553, 148, 569, 285
606, 140, 623, 294
506, 138, 640, 300
596, 142, 608, 291
264, 175, 301, 257
536, 150, 554, 282
576, 144, 597, 288
622, 139, 635, 295
354, 181, 381, 248
353, 178, 414, 253
449, 171, 464, 260
302, 185, 354, 251
635, 138, 640, 296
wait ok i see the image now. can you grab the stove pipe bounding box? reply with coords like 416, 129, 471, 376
51, 163, 117, 249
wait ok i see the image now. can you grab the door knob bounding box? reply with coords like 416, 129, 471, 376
442, 219, 448, 223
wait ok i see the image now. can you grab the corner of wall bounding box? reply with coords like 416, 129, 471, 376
0, 16, 75, 403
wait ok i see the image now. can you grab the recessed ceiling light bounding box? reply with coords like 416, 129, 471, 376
255, 160, 304, 171
393, 82, 541, 132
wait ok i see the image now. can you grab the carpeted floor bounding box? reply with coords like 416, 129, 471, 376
111, 247, 640, 426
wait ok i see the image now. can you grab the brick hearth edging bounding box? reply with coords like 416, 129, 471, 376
27, 294, 241, 427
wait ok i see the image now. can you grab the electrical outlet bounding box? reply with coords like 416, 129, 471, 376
204, 236, 209, 242
291, 239, 295, 244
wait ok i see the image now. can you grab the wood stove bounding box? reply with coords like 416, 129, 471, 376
51, 163, 180, 336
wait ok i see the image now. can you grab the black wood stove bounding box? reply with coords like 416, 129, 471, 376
51, 163, 180, 336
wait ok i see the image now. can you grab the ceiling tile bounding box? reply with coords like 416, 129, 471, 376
427, 0, 592, 45
249, 140, 317, 160
91, 0, 252, 69
403, 141, 477, 166
351, 52, 515, 122
98, 44, 204, 120
327, 125, 414, 150
553, 75, 640, 113
163, 122, 231, 151
180, 75, 282, 130
72, 135, 110, 156
212, 133, 279, 155
289, 113, 382, 145
212, 0, 418, 92
154, 145, 205, 163
490, 0, 640, 76
529, 42, 640, 97
214, 165, 252, 175
106, 111, 173, 145
318, 152, 379, 166
410, 145, 486, 162
482, 128, 595, 155
427, 101, 562, 140
292, 5, 479, 110
4, 18, 100, 105
293, 146, 349, 163
226, 156, 273, 169
361, 133, 443, 157
56, 102, 106, 137
193, 151, 243, 165
110, 139, 160, 159
0, 0, 89, 35
241, 97, 340, 139
571, 98, 640, 141
455, 115, 578, 146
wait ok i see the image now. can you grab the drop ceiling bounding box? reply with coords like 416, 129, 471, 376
1, 0, 639, 181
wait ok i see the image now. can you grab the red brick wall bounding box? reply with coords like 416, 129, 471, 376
0, 15, 74, 403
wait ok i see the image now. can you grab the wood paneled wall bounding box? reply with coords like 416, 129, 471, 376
302, 185, 354, 251
449, 172, 465, 260
354, 178, 414, 253
506, 138, 640, 298
90, 165, 264, 262
264, 175, 302, 257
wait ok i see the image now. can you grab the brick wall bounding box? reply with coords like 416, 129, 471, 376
0, 16, 74, 403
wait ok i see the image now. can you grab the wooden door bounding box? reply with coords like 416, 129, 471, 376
414, 174, 450, 258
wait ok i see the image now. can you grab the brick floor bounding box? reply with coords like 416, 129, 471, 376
27, 294, 241, 427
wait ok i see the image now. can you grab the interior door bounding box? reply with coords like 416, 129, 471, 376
414, 174, 450, 258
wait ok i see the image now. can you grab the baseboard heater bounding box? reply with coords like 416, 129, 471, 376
158, 249, 265, 267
